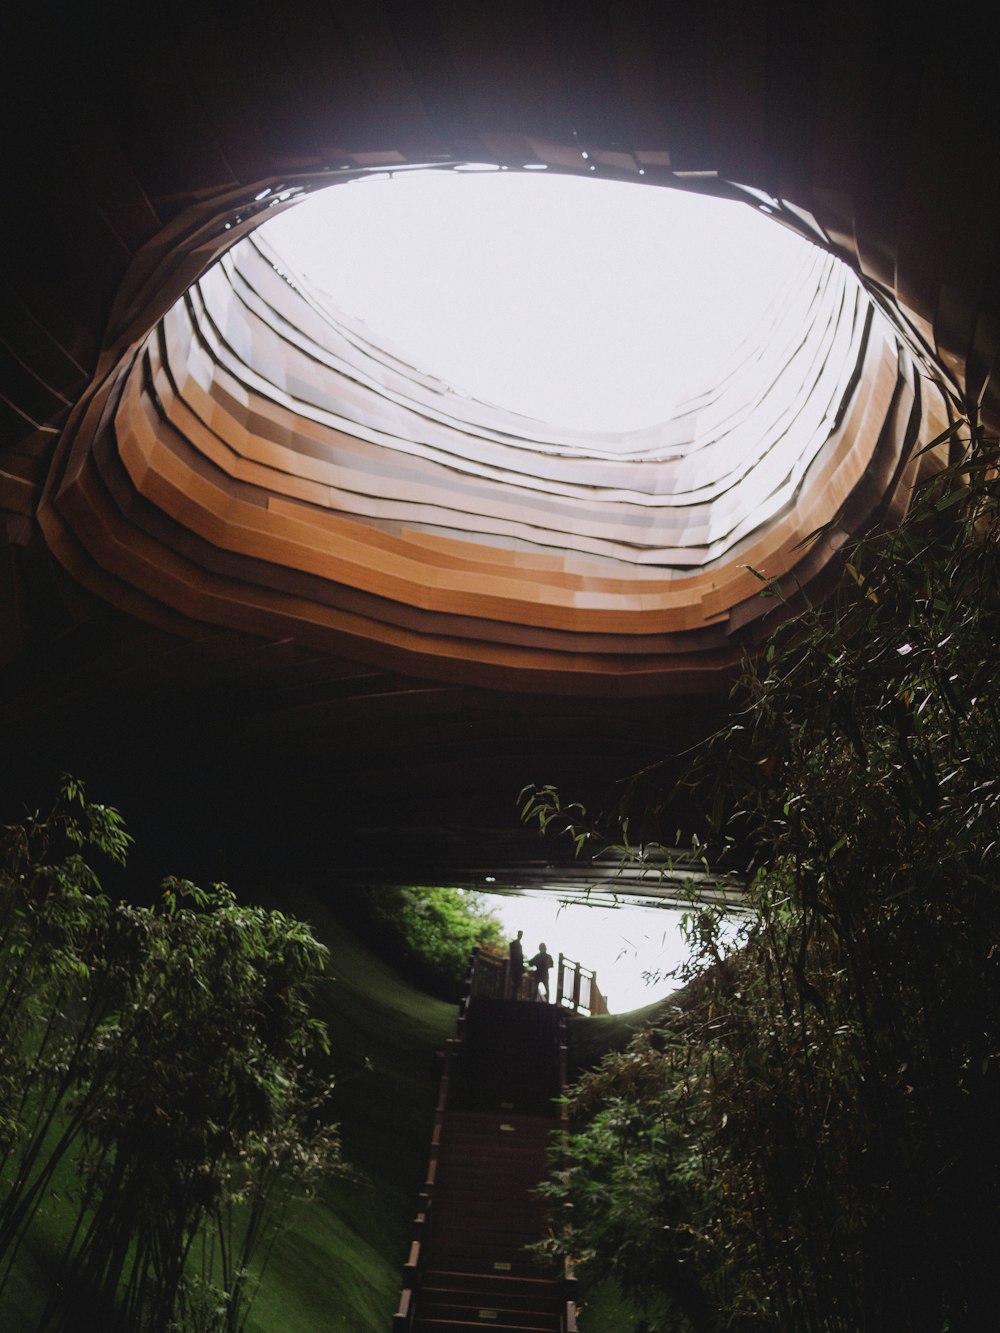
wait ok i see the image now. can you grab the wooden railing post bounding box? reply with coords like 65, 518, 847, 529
556, 952, 564, 1005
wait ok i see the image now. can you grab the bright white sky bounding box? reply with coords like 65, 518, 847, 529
479, 889, 701, 1015
263, 169, 807, 433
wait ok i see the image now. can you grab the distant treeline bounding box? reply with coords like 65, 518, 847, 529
334, 885, 503, 1001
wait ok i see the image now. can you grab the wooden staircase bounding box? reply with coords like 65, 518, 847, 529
394, 960, 577, 1332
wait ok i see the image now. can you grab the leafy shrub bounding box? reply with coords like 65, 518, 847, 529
0, 778, 343, 1331
346, 887, 504, 1001
538, 1025, 724, 1331
530, 418, 1000, 1331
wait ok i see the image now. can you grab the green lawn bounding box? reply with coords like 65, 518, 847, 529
0, 891, 455, 1333
244, 894, 456, 1332
248, 896, 666, 1332
0, 883, 679, 1331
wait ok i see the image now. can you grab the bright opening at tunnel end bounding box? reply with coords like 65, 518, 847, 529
262, 168, 815, 434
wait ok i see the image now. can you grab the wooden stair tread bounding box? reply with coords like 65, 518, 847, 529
413, 1321, 558, 1332
421, 1288, 561, 1314
420, 1301, 559, 1322
424, 1269, 561, 1293
397, 993, 570, 1332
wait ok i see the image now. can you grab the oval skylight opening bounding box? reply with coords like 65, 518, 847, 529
261, 169, 817, 434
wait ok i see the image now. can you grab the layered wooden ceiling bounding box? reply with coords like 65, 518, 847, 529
0, 2, 994, 883
40, 227, 948, 697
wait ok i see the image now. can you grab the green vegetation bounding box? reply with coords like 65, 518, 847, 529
338, 885, 504, 1000
0, 781, 456, 1331
0, 780, 340, 1331
17, 420, 999, 1331
529, 418, 1000, 1330
242, 891, 455, 1333
564, 987, 700, 1081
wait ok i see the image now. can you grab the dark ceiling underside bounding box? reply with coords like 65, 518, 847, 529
2, 2, 997, 889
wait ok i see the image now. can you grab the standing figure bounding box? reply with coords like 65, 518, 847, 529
529, 942, 555, 1002
508, 929, 525, 999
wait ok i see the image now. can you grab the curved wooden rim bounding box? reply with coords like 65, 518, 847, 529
39, 165, 956, 696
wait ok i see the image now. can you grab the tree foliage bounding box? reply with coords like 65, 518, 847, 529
531, 421, 1000, 1330
0, 778, 343, 1331
344, 886, 504, 1000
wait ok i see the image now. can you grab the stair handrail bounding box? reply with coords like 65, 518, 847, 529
394, 946, 581, 1330
474, 945, 609, 1014
392, 1028, 463, 1328
555, 953, 608, 1016
394, 950, 488, 1329
466, 943, 508, 1000
554, 1009, 580, 1333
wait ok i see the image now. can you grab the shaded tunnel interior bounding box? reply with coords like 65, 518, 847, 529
1, 3, 995, 888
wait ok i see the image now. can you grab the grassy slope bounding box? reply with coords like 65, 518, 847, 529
259, 905, 681, 1333
252, 899, 678, 1333
0, 893, 455, 1333
0, 885, 683, 1332
245, 895, 455, 1332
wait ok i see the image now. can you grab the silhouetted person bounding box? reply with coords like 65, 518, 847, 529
529, 943, 555, 1002
508, 929, 524, 999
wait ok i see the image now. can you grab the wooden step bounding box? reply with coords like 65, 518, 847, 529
439, 1137, 552, 1157
427, 1235, 545, 1259
436, 1164, 548, 1182
438, 1137, 551, 1155
438, 1143, 550, 1163
427, 1226, 545, 1247
419, 1299, 559, 1326
441, 1124, 554, 1141
413, 1320, 558, 1332
421, 1285, 561, 1315
423, 1250, 551, 1280
423, 1269, 562, 1297
398, 997, 569, 1331
424, 1254, 548, 1278
435, 1162, 550, 1184
439, 1142, 549, 1158
430, 1204, 545, 1225
441, 1117, 555, 1129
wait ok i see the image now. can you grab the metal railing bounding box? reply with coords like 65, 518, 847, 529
555, 953, 608, 1016
466, 947, 607, 1014
466, 946, 508, 999
392, 1030, 457, 1329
